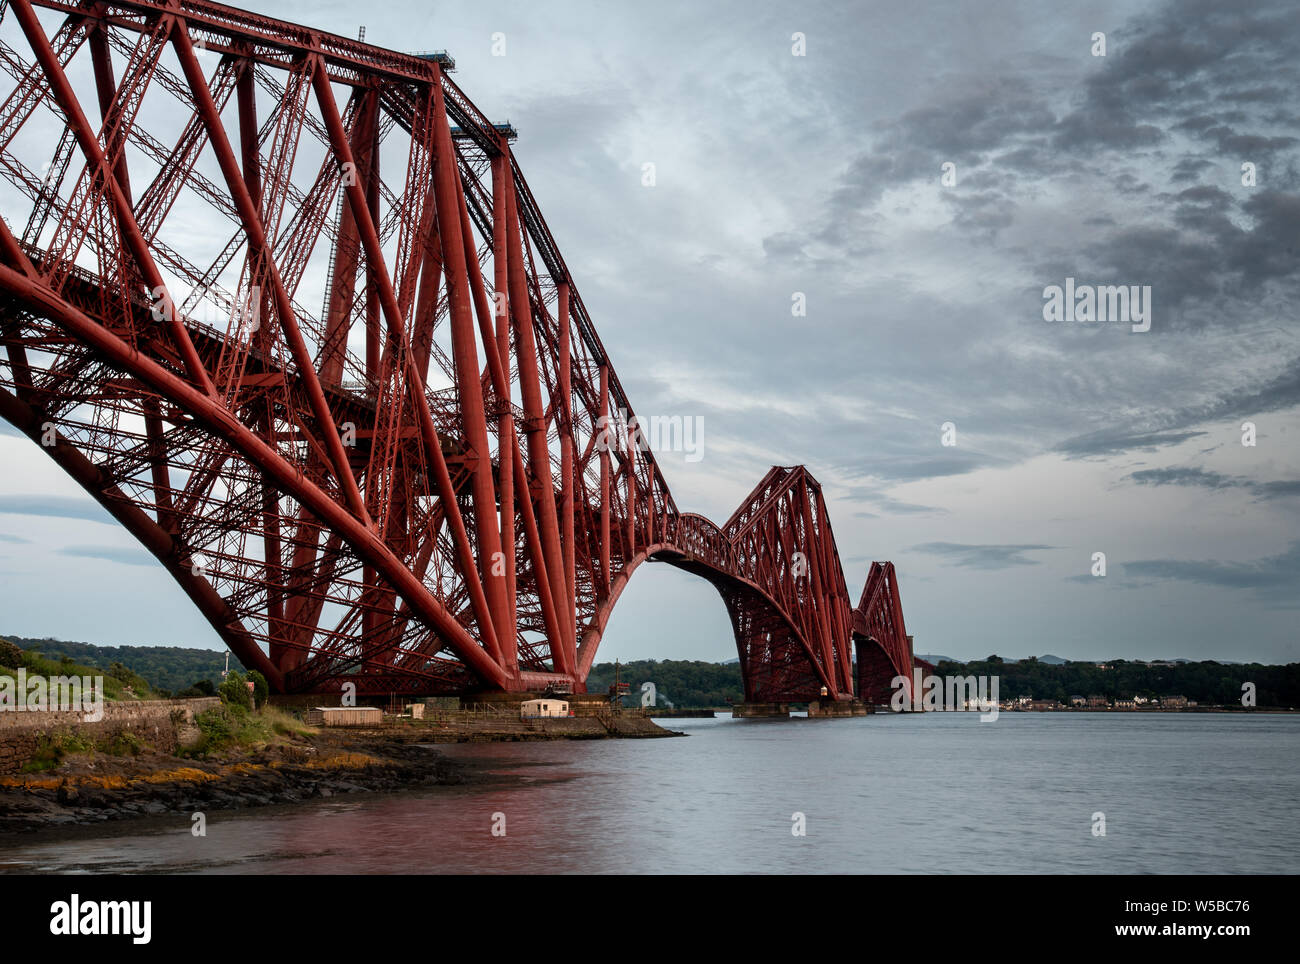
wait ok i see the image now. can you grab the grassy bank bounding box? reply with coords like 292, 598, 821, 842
182, 703, 316, 757
1, 637, 153, 702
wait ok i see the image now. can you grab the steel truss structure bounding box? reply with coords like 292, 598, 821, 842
0, 0, 915, 700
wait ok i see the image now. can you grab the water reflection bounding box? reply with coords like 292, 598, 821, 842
2, 713, 1295, 874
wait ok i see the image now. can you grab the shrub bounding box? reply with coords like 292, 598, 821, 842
177, 678, 217, 698
21, 731, 94, 772
21, 743, 62, 773
182, 703, 284, 756
184, 706, 235, 756
218, 671, 252, 710
104, 731, 145, 756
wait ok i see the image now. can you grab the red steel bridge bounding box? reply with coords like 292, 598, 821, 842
0, 0, 916, 703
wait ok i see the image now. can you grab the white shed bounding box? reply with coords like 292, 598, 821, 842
521, 699, 569, 718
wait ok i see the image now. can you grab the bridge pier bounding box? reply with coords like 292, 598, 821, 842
731, 702, 791, 718
807, 699, 872, 717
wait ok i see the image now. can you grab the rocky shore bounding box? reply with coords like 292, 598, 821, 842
0, 733, 468, 834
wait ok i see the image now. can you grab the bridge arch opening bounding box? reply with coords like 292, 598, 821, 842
581, 537, 843, 703
592, 562, 735, 664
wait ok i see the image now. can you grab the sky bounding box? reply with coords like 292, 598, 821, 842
1, 0, 1298, 665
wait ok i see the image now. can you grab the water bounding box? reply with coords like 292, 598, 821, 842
2, 712, 1296, 874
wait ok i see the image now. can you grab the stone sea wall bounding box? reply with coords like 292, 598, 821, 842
0, 697, 219, 773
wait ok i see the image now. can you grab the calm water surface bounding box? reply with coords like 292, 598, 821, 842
2, 712, 1296, 874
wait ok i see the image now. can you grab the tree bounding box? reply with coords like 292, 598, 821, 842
247, 670, 269, 709
106, 660, 150, 694
0, 637, 22, 669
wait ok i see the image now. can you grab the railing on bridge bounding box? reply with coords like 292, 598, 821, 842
659, 511, 740, 573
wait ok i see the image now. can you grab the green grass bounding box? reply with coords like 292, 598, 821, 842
19, 730, 144, 773
262, 705, 315, 737
181, 704, 315, 757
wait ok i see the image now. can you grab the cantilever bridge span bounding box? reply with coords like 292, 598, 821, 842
0, 0, 915, 702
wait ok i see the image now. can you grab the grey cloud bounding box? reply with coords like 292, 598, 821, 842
1056, 430, 1207, 459
1173, 184, 1233, 207
1205, 127, 1298, 156
821, 79, 1058, 227
1053, 354, 1300, 462
0, 495, 113, 524
762, 231, 812, 265
1257, 480, 1300, 499
842, 487, 946, 515
873, 497, 946, 515
745, 0, 1299, 486
1122, 541, 1300, 599
910, 542, 1055, 569
1052, 111, 1164, 152
945, 190, 1016, 238
1127, 465, 1300, 499
835, 449, 1007, 485
1173, 114, 1219, 134
1170, 157, 1215, 182
1127, 466, 1237, 488
1056, 0, 1300, 159
1224, 358, 1300, 419
1031, 0, 1300, 326
56, 545, 156, 567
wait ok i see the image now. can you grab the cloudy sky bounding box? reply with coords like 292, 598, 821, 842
1, 0, 1298, 665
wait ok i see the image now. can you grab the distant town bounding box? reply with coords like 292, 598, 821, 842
978, 693, 1197, 711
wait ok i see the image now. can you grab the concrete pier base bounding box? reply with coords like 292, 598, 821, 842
731, 702, 790, 718
807, 699, 871, 717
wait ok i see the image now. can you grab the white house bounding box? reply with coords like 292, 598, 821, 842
521, 699, 569, 718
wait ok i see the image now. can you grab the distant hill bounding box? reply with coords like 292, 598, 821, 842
926, 653, 1238, 666
909, 653, 1073, 665
2, 634, 242, 694
987, 654, 1068, 664
924, 654, 1298, 706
